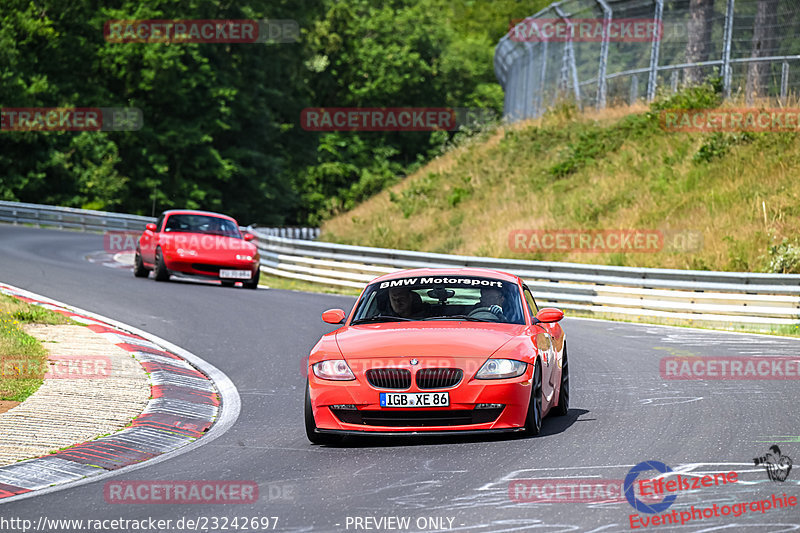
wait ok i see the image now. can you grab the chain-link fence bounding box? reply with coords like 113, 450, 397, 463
495, 0, 800, 121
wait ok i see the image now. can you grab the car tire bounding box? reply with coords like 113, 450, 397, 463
133, 250, 149, 278
523, 360, 543, 436
153, 248, 170, 282
243, 268, 260, 290
305, 380, 337, 445
553, 342, 569, 417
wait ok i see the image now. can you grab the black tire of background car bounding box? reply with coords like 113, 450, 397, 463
524, 360, 543, 436
153, 248, 170, 282
133, 250, 149, 278
553, 342, 569, 417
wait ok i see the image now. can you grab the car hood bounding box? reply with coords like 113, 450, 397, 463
335, 322, 526, 360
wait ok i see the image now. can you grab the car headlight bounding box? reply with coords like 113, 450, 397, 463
176, 248, 198, 256
236, 254, 253, 261
475, 359, 527, 379
312, 360, 355, 380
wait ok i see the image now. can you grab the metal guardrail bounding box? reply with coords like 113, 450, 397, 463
0, 201, 797, 326
0, 201, 318, 240
249, 230, 800, 326
249, 226, 321, 240
0, 200, 155, 231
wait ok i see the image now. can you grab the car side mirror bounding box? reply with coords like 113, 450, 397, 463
243, 233, 255, 242
534, 308, 564, 324
145, 223, 157, 232
322, 309, 346, 324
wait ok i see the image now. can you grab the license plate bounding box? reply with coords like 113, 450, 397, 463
219, 269, 251, 279
380, 392, 449, 408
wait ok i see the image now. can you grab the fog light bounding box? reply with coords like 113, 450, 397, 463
475, 403, 504, 409
330, 404, 357, 410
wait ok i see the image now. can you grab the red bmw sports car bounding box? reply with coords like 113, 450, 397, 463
305, 268, 568, 443
134, 210, 260, 288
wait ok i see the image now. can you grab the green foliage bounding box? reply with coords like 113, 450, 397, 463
548, 113, 656, 178
765, 239, 800, 274
693, 132, 755, 163
723, 235, 750, 272
0, 0, 544, 225
650, 78, 723, 111
389, 172, 440, 218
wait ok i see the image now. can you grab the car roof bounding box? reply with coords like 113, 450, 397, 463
161, 210, 237, 221
369, 267, 522, 285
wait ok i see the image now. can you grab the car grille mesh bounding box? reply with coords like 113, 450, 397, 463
331, 408, 503, 427
366, 368, 411, 389
191, 263, 221, 273
416, 368, 462, 389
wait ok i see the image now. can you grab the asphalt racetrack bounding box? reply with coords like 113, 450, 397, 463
0, 224, 798, 532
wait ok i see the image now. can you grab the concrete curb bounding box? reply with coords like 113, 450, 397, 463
0, 282, 241, 503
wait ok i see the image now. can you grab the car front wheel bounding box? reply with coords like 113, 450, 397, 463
523, 360, 543, 436
305, 380, 337, 445
153, 248, 170, 281
243, 268, 260, 290
553, 343, 569, 417
133, 250, 149, 278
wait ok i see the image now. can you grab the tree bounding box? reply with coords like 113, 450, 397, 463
684, 0, 716, 86
745, 0, 779, 103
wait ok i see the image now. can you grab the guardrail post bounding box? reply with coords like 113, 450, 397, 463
671, 70, 679, 93
721, 0, 735, 98
630, 74, 639, 104
595, 0, 612, 110
646, 0, 664, 101
781, 61, 789, 105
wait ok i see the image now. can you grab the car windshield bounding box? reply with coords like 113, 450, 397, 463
350, 276, 525, 325
163, 214, 241, 238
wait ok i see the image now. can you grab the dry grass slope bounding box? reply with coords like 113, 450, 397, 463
322, 100, 800, 273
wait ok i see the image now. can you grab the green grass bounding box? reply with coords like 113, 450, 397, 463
260, 274, 362, 297
0, 294, 71, 402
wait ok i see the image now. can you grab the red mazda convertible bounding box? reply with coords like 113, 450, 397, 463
305, 268, 568, 443
134, 210, 260, 288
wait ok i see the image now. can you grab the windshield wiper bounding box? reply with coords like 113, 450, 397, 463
350, 315, 413, 325
421, 315, 495, 322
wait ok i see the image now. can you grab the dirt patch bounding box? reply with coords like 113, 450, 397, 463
0, 401, 20, 414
